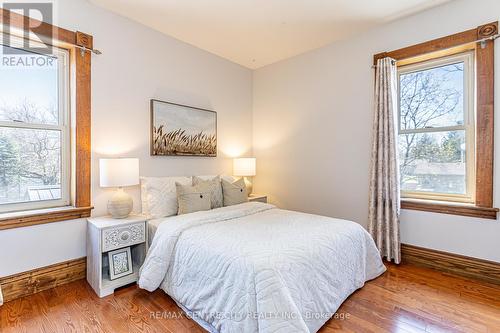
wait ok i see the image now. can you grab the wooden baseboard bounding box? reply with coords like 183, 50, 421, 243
401, 244, 500, 285
0, 257, 86, 303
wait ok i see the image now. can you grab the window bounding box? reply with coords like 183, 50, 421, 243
397, 52, 475, 203
0, 36, 70, 213
0, 8, 92, 229
374, 21, 497, 218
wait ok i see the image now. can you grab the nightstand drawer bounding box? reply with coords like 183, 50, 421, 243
102, 222, 146, 252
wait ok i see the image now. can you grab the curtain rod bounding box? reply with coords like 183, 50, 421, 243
1, 30, 102, 56
75, 45, 102, 56
371, 33, 499, 68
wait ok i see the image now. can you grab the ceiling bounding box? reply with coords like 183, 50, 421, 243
90, 0, 452, 69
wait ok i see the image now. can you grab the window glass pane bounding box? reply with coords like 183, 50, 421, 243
399, 130, 466, 195
0, 45, 59, 125
399, 62, 464, 130
0, 127, 62, 205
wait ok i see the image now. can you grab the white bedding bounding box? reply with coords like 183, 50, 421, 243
139, 202, 385, 333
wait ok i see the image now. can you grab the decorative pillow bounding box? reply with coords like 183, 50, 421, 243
197, 174, 236, 183
221, 178, 248, 207
192, 176, 223, 209
222, 175, 238, 183
176, 182, 211, 215
140, 176, 192, 218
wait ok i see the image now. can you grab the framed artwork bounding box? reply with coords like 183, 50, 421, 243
150, 99, 217, 157
108, 247, 133, 280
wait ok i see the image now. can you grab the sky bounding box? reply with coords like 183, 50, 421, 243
0, 44, 58, 123
399, 61, 465, 130
153, 100, 216, 135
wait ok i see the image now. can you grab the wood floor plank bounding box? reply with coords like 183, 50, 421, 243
374, 271, 500, 330
1, 263, 499, 333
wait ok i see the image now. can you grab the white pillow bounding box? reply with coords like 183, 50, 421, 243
140, 176, 192, 218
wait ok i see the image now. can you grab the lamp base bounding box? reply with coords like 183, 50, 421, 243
243, 177, 253, 196
108, 188, 133, 219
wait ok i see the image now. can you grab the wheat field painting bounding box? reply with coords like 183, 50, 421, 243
151, 99, 217, 156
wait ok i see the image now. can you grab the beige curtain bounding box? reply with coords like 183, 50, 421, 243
368, 57, 401, 264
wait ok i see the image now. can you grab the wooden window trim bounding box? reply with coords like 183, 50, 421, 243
401, 200, 498, 220
374, 22, 498, 219
0, 206, 92, 230
0, 9, 92, 230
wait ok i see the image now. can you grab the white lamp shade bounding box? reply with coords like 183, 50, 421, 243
233, 158, 256, 176
99, 158, 140, 188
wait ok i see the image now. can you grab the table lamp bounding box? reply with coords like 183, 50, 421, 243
233, 157, 256, 195
99, 158, 139, 218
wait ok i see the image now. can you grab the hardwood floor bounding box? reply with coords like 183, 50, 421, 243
1, 263, 499, 333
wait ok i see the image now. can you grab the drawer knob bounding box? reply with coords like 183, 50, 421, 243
120, 231, 130, 241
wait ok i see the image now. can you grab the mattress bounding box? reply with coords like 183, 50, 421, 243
147, 217, 164, 245
139, 202, 385, 333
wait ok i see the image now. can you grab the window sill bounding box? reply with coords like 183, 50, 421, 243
0, 206, 93, 231
401, 199, 498, 220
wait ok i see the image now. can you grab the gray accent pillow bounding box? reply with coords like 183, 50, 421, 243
221, 178, 248, 207
176, 182, 211, 215
192, 175, 223, 209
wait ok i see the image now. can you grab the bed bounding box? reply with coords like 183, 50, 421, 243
147, 217, 163, 245
139, 202, 386, 333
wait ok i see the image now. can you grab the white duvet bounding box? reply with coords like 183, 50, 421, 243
139, 202, 386, 333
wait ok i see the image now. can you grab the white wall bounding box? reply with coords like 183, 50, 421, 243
253, 0, 500, 263
2, 0, 499, 277
0, 0, 253, 276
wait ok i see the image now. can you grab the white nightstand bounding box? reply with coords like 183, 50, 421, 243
249, 194, 268, 203
87, 215, 148, 297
